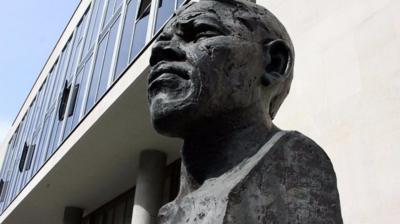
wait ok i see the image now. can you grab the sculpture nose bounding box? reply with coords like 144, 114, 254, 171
150, 33, 186, 66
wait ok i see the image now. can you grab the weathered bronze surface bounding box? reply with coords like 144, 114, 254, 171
147, 0, 343, 223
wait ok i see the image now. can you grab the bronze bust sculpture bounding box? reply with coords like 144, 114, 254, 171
147, 0, 343, 223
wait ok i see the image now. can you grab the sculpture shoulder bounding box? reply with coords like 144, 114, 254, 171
268, 130, 335, 174
224, 131, 343, 224
250, 130, 337, 186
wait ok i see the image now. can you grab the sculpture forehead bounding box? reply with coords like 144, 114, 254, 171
165, 1, 262, 41
178, 1, 232, 16
171, 1, 238, 28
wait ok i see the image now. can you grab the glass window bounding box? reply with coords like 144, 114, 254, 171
65, 36, 80, 79
177, 0, 185, 8
68, 85, 80, 118
155, 0, 175, 32
22, 101, 37, 148
0, 141, 13, 184
58, 82, 71, 121
72, 55, 93, 128
0, 180, 7, 202
32, 81, 47, 133
82, 0, 107, 57
115, 0, 123, 11
18, 143, 29, 172
97, 17, 121, 99
90, 0, 107, 47
138, 0, 151, 17
24, 145, 36, 171
41, 63, 58, 114
129, 6, 150, 61
114, 0, 139, 79
77, 10, 89, 42
11, 103, 37, 198
104, 0, 117, 26
49, 41, 71, 108
86, 36, 108, 113
33, 115, 52, 173
2, 122, 24, 203
44, 40, 73, 158
45, 113, 58, 159
62, 84, 79, 140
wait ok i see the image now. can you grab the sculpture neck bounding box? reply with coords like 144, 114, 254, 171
181, 107, 278, 188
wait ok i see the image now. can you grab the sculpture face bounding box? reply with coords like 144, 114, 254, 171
148, 1, 268, 137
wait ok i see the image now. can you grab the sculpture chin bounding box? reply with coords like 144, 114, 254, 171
149, 91, 197, 138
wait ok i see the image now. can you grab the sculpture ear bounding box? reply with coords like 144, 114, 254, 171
261, 39, 293, 86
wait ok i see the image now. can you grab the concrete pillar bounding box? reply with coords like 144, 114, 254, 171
131, 150, 167, 224
63, 207, 83, 224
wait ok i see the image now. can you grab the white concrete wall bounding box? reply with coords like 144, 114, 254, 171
257, 0, 400, 223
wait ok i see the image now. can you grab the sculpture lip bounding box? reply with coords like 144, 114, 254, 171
149, 62, 190, 86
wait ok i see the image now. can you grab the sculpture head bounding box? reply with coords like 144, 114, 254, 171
148, 0, 294, 137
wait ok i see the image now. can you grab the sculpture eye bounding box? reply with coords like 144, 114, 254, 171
193, 23, 223, 42
178, 21, 222, 42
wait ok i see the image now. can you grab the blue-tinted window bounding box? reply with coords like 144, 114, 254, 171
130, 3, 150, 61
5, 115, 28, 204
72, 57, 93, 128
65, 35, 81, 79
1, 128, 21, 200
58, 81, 71, 121
97, 17, 121, 99
72, 55, 93, 129
177, 0, 185, 8
155, 0, 175, 32
104, 0, 117, 26
50, 42, 71, 107
41, 64, 58, 113
33, 115, 52, 173
45, 113, 58, 159
24, 145, 36, 171
43, 40, 72, 158
18, 143, 29, 172
115, 0, 123, 11
0, 179, 7, 202
12, 101, 38, 197
32, 81, 47, 133
86, 36, 108, 113
83, 0, 107, 57
114, 0, 139, 79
